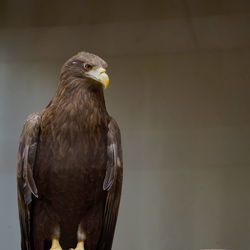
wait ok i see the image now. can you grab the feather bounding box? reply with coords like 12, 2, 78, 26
17, 113, 41, 250
98, 118, 123, 250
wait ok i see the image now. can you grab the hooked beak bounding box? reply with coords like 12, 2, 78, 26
86, 67, 109, 89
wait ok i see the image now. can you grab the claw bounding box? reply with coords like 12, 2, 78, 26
71, 241, 85, 250
50, 238, 62, 250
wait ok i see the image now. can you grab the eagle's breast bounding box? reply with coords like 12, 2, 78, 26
34, 86, 109, 212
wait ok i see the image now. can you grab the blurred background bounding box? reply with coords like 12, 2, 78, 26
0, 0, 250, 249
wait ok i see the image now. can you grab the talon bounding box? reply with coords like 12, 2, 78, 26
71, 241, 85, 250
50, 238, 62, 250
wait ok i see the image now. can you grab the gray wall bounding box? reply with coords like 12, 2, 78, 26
0, 1, 250, 249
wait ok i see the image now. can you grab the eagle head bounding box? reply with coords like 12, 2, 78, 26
61, 51, 109, 89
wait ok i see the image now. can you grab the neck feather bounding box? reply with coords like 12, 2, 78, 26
49, 77, 108, 128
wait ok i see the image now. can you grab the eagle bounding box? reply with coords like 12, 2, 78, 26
17, 52, 123, 250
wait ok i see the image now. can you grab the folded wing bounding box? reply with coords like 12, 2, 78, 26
17, 113, 40, 250
98, 118, 123, 250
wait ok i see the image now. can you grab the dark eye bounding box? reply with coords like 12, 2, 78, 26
84, 63, 93, 71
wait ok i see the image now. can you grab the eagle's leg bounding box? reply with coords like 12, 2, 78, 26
70, 224, 86, 250
50, 237, 63, 250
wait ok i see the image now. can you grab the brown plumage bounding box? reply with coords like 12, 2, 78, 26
17, 52, 123, 250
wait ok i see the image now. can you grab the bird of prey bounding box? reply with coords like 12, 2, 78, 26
17, 52, 123, 250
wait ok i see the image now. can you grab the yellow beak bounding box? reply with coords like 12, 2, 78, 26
86, 67, 109, 89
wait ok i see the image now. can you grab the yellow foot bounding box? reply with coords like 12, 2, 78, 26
70, 241, 85, 250
50, 238, 62, 250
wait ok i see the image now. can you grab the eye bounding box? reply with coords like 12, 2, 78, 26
84, 63, 93, 71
